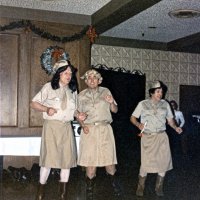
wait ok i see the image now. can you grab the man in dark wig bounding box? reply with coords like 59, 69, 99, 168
31, 60, 79, 200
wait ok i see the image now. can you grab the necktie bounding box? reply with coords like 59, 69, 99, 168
60, 87, 67, 110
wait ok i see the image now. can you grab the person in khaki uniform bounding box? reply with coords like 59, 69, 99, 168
76, 69, 122, 200
130, 80, 182, 197
30, 60, 80, 200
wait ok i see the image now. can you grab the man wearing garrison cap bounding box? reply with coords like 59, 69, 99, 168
130, 80, 182, 197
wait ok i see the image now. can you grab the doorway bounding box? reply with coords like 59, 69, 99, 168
180, 85, 200, 156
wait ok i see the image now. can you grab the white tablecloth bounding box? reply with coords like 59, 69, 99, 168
0, 137, 41, 156
0, 136, 80, 156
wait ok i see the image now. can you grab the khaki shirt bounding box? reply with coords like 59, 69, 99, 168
32, 82, 77, 122
132, 99, 173, 133
78, 87, 116, 123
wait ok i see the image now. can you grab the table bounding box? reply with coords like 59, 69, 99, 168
0, 137, 41, 156
0, 121, 81, 156
0, 122, 81, 177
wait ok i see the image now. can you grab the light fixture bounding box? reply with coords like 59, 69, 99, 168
168, 9, 200, 19
148, 26, 157, 29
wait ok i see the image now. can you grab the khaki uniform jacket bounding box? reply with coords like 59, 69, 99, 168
132, 99, 173, 173
32, 82, 77, 168
77, 87, 117, 167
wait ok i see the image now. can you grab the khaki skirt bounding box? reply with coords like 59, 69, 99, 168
78, 124, 117, 167
140, 131, 172, 173
39, 120, 77, 169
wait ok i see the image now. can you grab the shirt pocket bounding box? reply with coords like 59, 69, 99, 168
69, 97, 76, 110
159, 107, 167, 117
45, 96, 61, 107
143, 108, 154, 117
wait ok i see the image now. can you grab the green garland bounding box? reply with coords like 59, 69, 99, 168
0, 20, 90, 43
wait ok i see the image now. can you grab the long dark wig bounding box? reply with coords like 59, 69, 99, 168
51, 60, 78, 92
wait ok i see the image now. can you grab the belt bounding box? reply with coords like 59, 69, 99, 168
84, 122, 109, 126
45, 119, 71, 124
143, 131, 165, 135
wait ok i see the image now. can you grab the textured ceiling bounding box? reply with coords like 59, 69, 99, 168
0, 0, 200, 45
0, 0, 111, 15
102, 0, 200, 42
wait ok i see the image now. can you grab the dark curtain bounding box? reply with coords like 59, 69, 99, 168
93, 65, 146, 166
180, 85, 200, 157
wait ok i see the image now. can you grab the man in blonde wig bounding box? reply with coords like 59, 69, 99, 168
76, 69, 122, 200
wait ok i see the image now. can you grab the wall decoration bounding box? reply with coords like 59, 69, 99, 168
40, 46, 69, 75
92, 64, 144, 75
86, 26, 98, 43
0, 20, 90, 43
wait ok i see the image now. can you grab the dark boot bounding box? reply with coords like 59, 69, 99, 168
136, 175, 146, 197
155, 175, 164, 196
59, 182, 68, 200
107, 173, 122, 197
35, 183, 45, 200
86, 176, 96, 200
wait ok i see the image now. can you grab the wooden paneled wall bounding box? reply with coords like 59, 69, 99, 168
0, 18, 90, 169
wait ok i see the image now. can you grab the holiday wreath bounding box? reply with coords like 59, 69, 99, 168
40, 46, 69, 75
